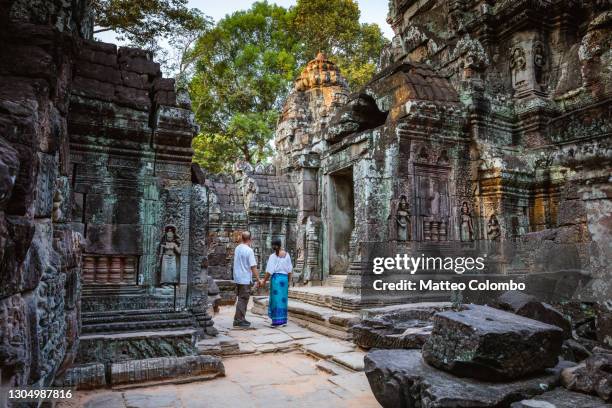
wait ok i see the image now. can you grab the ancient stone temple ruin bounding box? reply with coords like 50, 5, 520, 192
0, 0, 610, 403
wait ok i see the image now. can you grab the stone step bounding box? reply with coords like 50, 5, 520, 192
287, 286, 362, 312
82, 284, 147, 296
55, 355, 225, 390
82, 310, 190, 323
81, 318, 195, 334
82, 294, 175, 313
324, 275, 348, 287
251, 296, 360, 341
77, 329, 198, 365
81, 308, 195, 334
110, 355, 224, 390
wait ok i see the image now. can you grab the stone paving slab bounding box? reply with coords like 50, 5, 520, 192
251, 332, 293, 344
316, 360, 354, 376
304, 340, 355, 359
123, 390, 180, 408
328, 372, 373, 394
332, 351, 366, 371
83, 393, 125, 408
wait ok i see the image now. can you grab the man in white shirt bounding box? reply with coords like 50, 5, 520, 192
232, 231, 261, 327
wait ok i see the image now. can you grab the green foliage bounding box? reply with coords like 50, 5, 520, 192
189, 0, 388, 173
189, 2, 297, 173
293, 0, 388, 89
92, 0, 204, 48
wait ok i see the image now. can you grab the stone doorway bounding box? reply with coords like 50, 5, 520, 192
328, 168, 355, 275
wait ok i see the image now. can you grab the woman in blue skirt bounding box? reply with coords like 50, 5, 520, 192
261, 238, 293, 327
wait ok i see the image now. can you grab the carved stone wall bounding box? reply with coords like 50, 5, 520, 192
0, 0, 90, 396
269, 0, 611, 302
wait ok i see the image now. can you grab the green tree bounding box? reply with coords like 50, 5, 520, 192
92, 0, 205, 50
292, 0, 388, 89
189, 2, 298, 173
189, 0, 388, 173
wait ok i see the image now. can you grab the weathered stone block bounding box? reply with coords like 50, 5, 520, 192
54, 362, 106, 390
74, 60, 122, 85
85, 224, 143, 255
26, 273, 68, 385
153, 77, 175, 92
33, 152, 57, 218
561, 352, 612, 401
510, 388, 610, 408
0, 216, 35, 297
84, 194, 140, 224
110, 355, 224, 387
2, 44, 56, 80
114, 85, 151, 111
0, 136, 19, 210
422, 305, 564, 381
0, 294, 31, 387
596, 302, 612, 347
153, 90, 177, 107
79, 41, 118, 66
557, 199, 587, 226
494, 291, 572, 337
117, 47, 160, 75
353, 304, 450, 350
6, 142, 38, 215
365, 349, 560, 408
121, 70, 150, 89
72, 76, 116, 102
77, 330, 197, 365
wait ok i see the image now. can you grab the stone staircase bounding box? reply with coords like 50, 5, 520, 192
68, 283, 220, 389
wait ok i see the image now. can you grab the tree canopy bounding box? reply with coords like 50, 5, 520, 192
189, 0, 388, 173
92, 0, 204, 48
188, 2, 298, 173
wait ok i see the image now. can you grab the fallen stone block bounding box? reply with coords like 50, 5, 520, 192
494, 291, 571, 337
353, 319, 432, 349
353, 303, 450, 350
561, 352, 612, 401
422, 304, 564, 381
365, 349, 560, 408
110, 355, 224, 388
561, 338, 592, 362
510, 388, 610, 408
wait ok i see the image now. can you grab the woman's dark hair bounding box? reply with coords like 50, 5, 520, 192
271, 238, 282, 248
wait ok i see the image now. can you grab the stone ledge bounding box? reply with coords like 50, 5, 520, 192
54, 363, 107, 390
252, 297, 359, 340
77, 329, 198, 365
110, 355, 224, 390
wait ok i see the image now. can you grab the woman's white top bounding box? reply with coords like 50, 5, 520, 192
265, 253, 293, 275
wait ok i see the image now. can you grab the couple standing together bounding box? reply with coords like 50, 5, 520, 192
232, 231, 292, 328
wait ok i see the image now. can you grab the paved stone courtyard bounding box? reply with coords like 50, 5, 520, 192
59, 303, 380, 408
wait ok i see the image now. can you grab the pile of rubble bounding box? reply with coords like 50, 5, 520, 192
361, 292, 612, 408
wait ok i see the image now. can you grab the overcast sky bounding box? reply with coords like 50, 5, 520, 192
97, 0, 393, 44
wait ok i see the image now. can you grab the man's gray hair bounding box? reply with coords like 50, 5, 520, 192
241, 231, 252, 242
